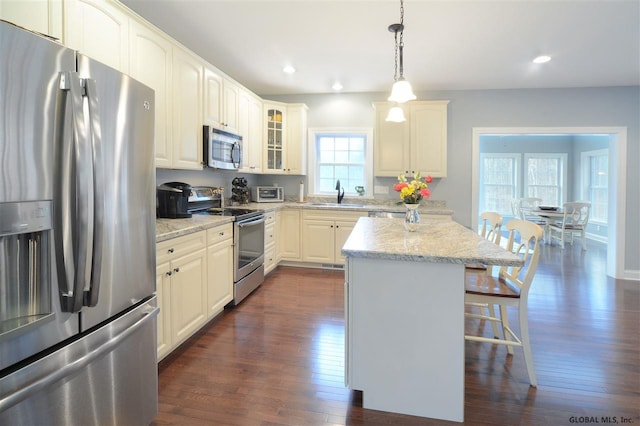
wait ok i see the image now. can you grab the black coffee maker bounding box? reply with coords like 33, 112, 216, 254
157, 182, 192, 218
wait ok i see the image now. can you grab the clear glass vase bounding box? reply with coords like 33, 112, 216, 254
404, 203, 421, 232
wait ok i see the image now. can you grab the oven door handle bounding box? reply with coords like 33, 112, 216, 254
237, 216, 266, 227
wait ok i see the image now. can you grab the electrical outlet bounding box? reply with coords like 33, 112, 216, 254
374, 185, 389, 194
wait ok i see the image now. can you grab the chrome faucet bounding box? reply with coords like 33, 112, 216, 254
336, 180, 345, 204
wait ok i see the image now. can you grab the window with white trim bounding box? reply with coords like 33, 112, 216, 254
308, 129, 373, 196
479, 153, 520, 216
581, 149, 608, 223
524, 153, 568, 206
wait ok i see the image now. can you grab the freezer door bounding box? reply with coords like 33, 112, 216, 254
0, 296, 159, 425
0, 21, 80, 371
75, 55, 157, 330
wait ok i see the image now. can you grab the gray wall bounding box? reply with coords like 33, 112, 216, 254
265, 86, 640, 274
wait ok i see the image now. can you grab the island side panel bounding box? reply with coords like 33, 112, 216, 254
346, 256, 465, 423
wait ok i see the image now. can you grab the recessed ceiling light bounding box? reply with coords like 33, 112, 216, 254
332, 82, 343, 91
282, 65, 296, 74
533, 55, 551, 64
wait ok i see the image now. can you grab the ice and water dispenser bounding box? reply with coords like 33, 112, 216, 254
0, 201, 53, 340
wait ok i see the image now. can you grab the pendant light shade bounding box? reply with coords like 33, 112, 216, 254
385, 105, 406, 122
388, 78, 416, 103
385, 0, 415, 122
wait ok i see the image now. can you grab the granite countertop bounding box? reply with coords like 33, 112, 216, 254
156, 201, 454, 242
342, 217, 523, 266
156, 215, 234, 242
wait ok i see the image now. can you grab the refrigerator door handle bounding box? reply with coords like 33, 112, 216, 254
82, 78, 104, 308
0, 304, 159, 413
55, 71, 94, 313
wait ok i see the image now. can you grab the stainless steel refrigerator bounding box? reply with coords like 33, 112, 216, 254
0, 20, 158, 425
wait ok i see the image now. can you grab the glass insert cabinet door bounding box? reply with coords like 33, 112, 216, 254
266, 108, 283, 171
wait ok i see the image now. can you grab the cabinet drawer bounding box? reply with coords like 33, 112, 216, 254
265, 222, 276, 248
265, 211, 276, 225
265, 245, 276, 273
207, 223, 233, 246
157, 230, 207, 264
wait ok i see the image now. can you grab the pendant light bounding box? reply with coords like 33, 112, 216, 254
385, 0, 416, 122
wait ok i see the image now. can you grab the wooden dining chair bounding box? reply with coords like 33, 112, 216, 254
465, 212, 503, 338
549, 201, 591, 250
464, 219, 543, 387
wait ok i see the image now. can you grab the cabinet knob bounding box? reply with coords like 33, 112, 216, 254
166, 271, 172, 277
330, 225, 334, 228
336, 225, 340, 228
173, 267, 180, 273
168, 248, 174, 253
219, 232, 224, 236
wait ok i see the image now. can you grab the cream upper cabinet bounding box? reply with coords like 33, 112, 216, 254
222, 78, 240, 133
64, 0, 129, 73
263, 101, 308, 175
129, 19, 173, 169
0, 0, 63, 39
374, 101, 449, 178
238, 89, 263, 173
203, 67, 239, 134
285, 104, 308, 175
172, 46, 204, 170
263, 102, 286, 173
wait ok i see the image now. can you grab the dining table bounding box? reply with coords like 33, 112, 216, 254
524, 207, 564, 242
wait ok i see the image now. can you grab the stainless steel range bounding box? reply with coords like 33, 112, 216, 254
188, 187, 265, 306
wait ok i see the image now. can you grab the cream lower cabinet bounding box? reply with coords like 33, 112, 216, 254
206, 224, 234, 318
264, 211, 277, 274
278, 209, 301, 261
302, 210, 366, 265
156, 231, 208, 361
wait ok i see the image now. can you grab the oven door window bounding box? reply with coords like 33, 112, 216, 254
237, 217, 265, 271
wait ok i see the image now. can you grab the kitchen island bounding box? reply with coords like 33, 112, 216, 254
341, 217, 523, 422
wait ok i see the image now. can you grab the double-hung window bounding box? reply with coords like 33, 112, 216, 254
524, 153, 568, 206
309, 129, 373, 196
581, 149, 608, 223
479, 153, 520, 215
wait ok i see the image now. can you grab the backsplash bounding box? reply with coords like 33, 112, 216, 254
156, 169, 445, 207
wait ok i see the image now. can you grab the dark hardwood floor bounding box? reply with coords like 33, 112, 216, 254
152, 242, 640, 425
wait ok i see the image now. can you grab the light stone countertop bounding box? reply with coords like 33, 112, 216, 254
342, 217, 523, 266
156, 215, 234, 242
156, 201, 453, 242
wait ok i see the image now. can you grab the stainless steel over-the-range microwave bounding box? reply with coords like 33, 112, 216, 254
203, 125, 242, 170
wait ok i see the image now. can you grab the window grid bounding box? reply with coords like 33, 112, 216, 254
479, 154, 519, 215
583, 150, 608, 223
316, 134, 367, 194
524, 154, 567, 206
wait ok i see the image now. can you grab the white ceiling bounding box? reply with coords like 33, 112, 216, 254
120, 0, 640, 97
